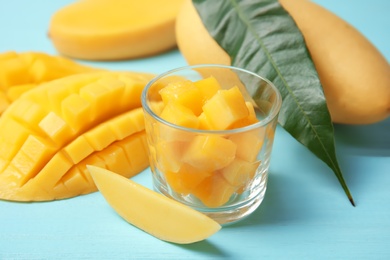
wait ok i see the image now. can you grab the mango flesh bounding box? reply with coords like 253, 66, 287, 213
149, 76, 263, 207
0, 71, 154, 201
175, 0, 390, 124
49, 0, 184, 60
87, 165, 221, 244
0, 51, 98, 115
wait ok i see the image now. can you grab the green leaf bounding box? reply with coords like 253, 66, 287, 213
193, 0, 355, 206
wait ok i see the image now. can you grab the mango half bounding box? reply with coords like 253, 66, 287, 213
0, 51, 98, 115
0, 71, 154, 201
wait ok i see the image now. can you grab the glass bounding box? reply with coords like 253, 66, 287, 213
141, 64, 282, 225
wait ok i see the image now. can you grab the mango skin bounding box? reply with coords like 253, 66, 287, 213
279, 0, 390, 124
175, 0, 390, 124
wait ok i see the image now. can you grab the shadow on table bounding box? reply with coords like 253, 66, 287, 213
334, 117, 390, 157
173, 240, 228, 258
226, 172, 302, 228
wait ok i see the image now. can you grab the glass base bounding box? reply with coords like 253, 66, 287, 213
152, 172, 267, 225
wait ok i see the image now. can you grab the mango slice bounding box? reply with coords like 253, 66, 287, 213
48, 0, 185, 60
0, 51, 97, 115
0, 71, 154, 201
87, 165, 221, 244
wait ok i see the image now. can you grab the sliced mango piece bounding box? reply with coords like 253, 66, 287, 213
49, 0, 185, 60
160, 102, 199, 129
159, 80, 204, 116
220, 158, 260, 188
0, 51, 98, 115
0, 71, 154, 201
156, 140, 188, 173
192, 173, 237, 208
228, 128, 265, 162
164, 163, 212, 195
202, 86, 249, 130
182, 135, 236, 172
193, 76, 222, 104
87, 165, 221, 244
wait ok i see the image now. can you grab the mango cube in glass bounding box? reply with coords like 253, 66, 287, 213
141, 65, 281, 225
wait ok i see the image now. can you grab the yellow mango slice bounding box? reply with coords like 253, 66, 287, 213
202, 86, 249, 130
0, 51, 98, 115
182, 135, 236, 172
48, 0, 185, 60
0, 71, 154, 201
87, 165, 221, 244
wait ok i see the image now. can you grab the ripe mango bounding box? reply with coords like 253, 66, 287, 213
0, 51, 97, 115
175, 0, 390, 124
0, 71, 154, 201
88, 165, 221, 244
48, 0, 185, 60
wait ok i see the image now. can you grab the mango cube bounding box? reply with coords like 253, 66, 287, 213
230, 102, 259, 129
164, 163, 212, 195
182, 135, 236, 172
160, 102, 199, 129
192, 173, 237, 208
156, 140, 188, 173
159, 80, 204, 116
228, 128, 265, 162
193, 76, 221, 103
202, 86, 249, 130
220, 158, 260, 188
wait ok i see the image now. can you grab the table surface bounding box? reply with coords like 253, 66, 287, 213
1, 1, 389, 259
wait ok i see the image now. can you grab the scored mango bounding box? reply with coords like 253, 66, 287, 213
151, 76, 264, 208
0, 51, 98, 115
0, 71, 154, 201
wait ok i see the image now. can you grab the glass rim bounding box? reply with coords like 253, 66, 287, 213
141, 64, 282, 134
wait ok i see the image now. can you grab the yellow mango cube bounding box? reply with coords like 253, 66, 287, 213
193, 76, 221, 104
6, 83, 36, 101
38, 111, 74, 146
182, 135, 236, 172
0, 57, 30, 88
192, 173, 237, 208
202, 86, 249, 130
159, 80, 204, 116
228, 128, 265, 162
197, 112, 213, 130
61, 93, 91, 131
229, 101, 259, 129
164, 163, 212, 195
63, 135, 94, 164
160, 102, 199, 129
156, 140, 188, 173
220, 158, 260, 188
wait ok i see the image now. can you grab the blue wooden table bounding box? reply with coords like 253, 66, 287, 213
0, 1, 389, 259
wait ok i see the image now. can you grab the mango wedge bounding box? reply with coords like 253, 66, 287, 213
87, 165, 221, 244
0, 71, 154, 201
